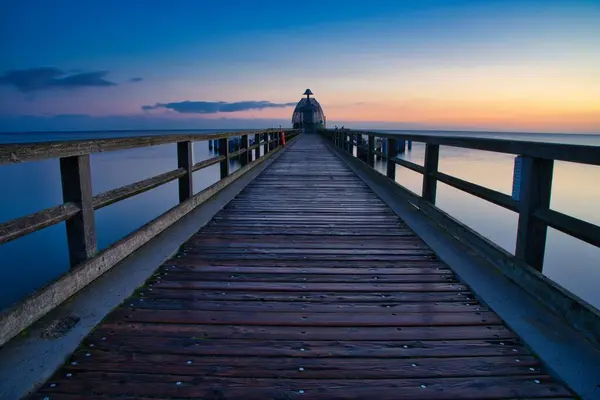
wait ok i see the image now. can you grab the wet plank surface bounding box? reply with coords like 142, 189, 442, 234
32, 135, 574, 399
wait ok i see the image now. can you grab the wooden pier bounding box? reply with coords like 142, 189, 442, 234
28, 136, 574, 399
1, 131, 600, 399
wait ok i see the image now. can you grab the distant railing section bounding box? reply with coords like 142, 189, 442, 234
0, 128, 299, 346
321, 129, 600, 271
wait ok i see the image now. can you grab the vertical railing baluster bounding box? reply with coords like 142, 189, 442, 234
60, 155, 97, 267
219, 137, 230, 179
240, 134, 249, 166
263, 132, 268, 155
386, 138, 398, 180
254, 133, 260, 161
177, 141, 193, 202
368, 135, 375, 168
515, 157, 553, 271
422, 143, 440, 203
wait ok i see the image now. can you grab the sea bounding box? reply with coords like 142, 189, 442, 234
1, 129, 599, 311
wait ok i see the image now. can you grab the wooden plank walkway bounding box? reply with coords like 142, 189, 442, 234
32, 135, 574, 399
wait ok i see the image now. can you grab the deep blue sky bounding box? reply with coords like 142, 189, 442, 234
1, 0, 599, 132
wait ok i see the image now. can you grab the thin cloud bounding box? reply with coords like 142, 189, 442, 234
142, 100, 296, 114
129, 77, 143, 82
0, 67, 117, 92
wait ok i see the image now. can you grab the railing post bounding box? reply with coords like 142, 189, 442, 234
177, 141, 193, 202
515, 156, 554, 271
60, 155, 97, 267
422, 143, 440, 203
254, 133, 260, 161
345, 133, 350, 153
367, 135, 375, 167
267, 132, 272, 152
218, 137, 230, 179
263, 132, 269, 155
386, 138, 398, 180
240, 134, 249, 166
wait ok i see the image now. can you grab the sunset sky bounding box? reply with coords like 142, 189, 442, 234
1, 0, 599, 132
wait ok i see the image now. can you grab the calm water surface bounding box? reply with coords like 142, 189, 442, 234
1, 130, 599, 310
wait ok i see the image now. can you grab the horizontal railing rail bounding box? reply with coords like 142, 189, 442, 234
0, 128, 299, 346
322, 128, 600, 271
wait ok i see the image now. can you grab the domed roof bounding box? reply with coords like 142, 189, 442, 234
292, 89, 326, 125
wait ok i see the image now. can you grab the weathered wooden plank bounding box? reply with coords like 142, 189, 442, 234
94, 323, 517, 341
109, 309, 500, 326
0, 129, 299, 165
157, 272, 453, 283
127, 299, 480, 313
37, 373, 570, 399
135, 289, 474, 303
149, 281, 466, 292
323, 128, 600, 166
169, 258, 445, 268
0, 202, 80, 245
433, 170, 518, 212
191, 154, 224, 172
80, 337, 526, 358
158, 265, 452, 275
66, 354, 541, 379
92, 168, 186, 210
183, 248, 434, 256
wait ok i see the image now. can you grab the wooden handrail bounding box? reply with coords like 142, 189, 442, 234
0, 129, 298, 165
321, 128, 600, 271
0, 130, 300, 250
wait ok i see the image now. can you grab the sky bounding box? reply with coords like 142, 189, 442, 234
1, 0, 599, 133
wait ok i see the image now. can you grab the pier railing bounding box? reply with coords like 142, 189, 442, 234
323, 128, 600, 271
0, 128, 299, 345
322, 128, 600, 343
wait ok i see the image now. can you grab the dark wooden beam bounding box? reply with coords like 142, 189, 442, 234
0, 129, 299, 165
0, 203, 80, 245
192, 155, 225, 172
367, 135, 375, 168
433, 171, 518, 212
219, 138, 230, 179
240, 134, 249, 166
422, 143, 440, 204
254, 133, 261, 161
320, 129, 600, 166
93, 168, 186, 210
394, 158, 425, 174
60, 155, 97, 267
515, 157, 554, 271
386, 138, 398, 180
177, 141, 193, 202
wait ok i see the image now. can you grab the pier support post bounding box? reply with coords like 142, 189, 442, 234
515, 157, 553, 271
60, 155, 97, 267
367, 135, 375, 167
240, 134, 249, 166
422, 143, 440, 204
386, 138, 397, 180
177, 141, 193, 202
218, 137, 230, 179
